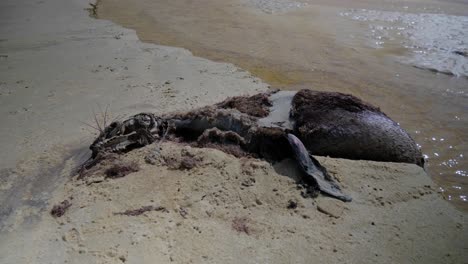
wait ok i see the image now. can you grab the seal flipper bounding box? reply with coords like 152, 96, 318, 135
287, 134, 352, 202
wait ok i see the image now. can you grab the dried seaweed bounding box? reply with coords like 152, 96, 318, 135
50, 200, 72, 217
105, 161, 140, 179
114, 205, 166, 216
232, 217, 251, 235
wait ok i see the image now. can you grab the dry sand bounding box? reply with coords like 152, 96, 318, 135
0, 0, 466, 263
0, 0, 266, 232
2, 143, 467, 263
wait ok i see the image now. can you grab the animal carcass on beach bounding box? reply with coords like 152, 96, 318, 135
83, 89, 424, 202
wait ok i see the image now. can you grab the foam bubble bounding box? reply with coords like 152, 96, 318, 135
342, 9, 468, 77
243, 0, 306, 14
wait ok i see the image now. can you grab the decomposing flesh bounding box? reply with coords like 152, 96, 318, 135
84, 89, 424, 202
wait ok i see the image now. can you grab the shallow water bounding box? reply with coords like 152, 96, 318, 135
96, 0, 468, 210
341, 9, 468, 77
242, 0, 307, 14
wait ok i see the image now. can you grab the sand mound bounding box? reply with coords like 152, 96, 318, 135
11, 142, 461, 263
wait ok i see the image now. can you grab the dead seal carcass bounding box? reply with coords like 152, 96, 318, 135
290, 90, 423, 166
84, 89, 423, 202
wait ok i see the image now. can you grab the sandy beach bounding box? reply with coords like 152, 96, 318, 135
96, 0, 468, 208
0, 0, 467, 263
0, 0, 266, 229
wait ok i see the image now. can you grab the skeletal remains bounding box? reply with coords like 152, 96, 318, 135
84, 89, 424, 202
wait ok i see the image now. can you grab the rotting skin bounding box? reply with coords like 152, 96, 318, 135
84, 89, 424, 201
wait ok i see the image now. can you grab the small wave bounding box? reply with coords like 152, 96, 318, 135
341, 9, 468, 77
242, 0, 307, 14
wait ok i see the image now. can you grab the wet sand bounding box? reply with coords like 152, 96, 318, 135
96, 0, 468, 209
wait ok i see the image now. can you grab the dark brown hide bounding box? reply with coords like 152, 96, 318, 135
217, 92, 273, 117
247, 127, 292, 161
291, 90, 423, 166
196, 128, 251, 158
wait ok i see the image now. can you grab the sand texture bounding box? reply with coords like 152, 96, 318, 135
0, 0, 466, 263
2, 143, 467, 263
0, 0, 266, 235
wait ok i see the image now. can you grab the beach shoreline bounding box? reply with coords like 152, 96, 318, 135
95, 0, 468, 209
0, 0, 268, 242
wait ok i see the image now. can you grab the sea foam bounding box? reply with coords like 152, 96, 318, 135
342, 9, 468, 77
242, 0, 306, 14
